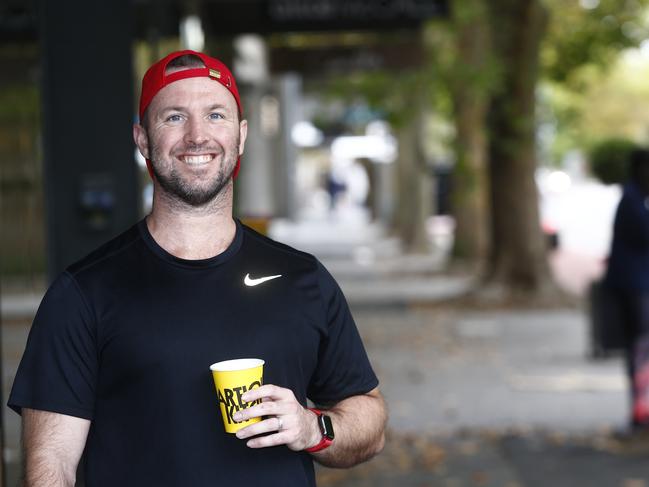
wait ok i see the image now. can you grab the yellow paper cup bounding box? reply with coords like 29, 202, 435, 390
210, 358, 265, 433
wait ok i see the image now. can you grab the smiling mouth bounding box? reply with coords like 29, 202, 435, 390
180, 154, 214, 165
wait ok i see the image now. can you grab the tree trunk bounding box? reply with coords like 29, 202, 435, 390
449, 0, 491, 262
485, 0, 550, 294
394, 97, 433, 253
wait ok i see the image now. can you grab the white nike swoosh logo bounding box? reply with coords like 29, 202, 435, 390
244, 273, 283, 287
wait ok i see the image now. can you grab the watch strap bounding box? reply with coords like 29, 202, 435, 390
305, 408, 334, 453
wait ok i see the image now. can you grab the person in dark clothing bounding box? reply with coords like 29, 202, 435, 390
9, 50, 387, 486
605, 148, 649, 431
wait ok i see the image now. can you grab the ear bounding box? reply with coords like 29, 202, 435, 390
133, 123, 150, 159
238, 119, 248, 156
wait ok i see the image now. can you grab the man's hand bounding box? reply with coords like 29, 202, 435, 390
232, 384, 387, 468
233, 384, 321, 451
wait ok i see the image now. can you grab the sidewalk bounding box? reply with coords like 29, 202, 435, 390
317, 430, 649, 487
361, 307, 624, 435
313, 303, 644, 486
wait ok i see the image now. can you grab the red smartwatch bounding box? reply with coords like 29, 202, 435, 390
305, 408, 335, 453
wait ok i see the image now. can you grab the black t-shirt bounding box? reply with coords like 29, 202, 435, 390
9, 219, 378, 486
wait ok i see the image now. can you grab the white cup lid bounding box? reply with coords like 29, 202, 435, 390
209, 358, 265, 372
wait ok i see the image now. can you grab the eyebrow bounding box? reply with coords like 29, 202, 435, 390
159, 106, 187, 115
159, 104, 232, 115
205, 103, 231, 112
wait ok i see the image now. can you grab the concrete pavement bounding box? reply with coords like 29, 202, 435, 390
316, 430, 649, 487
313, 303, 644, 486
359, 306, 626, 435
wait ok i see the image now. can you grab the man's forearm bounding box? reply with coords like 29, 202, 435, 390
24, 455, 75, 487
311, 389, 387, 468
22, 409, 90, 487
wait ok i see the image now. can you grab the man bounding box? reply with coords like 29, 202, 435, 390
9, 50, 386, 486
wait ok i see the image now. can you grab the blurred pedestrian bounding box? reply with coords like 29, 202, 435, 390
325, 170, 346, 211
8, 50, 386, 486
605, 148, 649, 432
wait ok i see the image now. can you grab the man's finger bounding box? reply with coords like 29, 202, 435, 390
241, 384, 287, 403
232, 400, 280, 422
235, 417, 281, 440
245, 433, 288, 449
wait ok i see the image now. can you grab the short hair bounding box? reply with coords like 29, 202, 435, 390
166, 54, 205, 71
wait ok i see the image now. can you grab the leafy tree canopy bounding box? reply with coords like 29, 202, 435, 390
542, 0, 649, 85
588, 137, 638, 184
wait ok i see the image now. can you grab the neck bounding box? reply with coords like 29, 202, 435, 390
146, 182, 236, 260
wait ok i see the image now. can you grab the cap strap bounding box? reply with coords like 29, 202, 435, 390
164, 67, 211, 85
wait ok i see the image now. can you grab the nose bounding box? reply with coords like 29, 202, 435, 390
183, 117, 208, 146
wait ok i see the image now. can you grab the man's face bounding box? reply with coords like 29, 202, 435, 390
134, 76, 247, 207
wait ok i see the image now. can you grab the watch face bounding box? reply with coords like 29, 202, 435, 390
321, 414, 335, 441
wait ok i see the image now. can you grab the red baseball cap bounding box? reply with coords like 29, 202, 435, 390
138, 50, 244, 179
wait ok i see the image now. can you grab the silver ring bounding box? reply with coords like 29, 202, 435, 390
277, 416, 283, 431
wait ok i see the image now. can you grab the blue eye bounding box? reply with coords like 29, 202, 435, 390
209, 112, 224, 120
166, 114, 183, 123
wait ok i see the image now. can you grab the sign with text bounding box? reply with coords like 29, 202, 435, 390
268, 0, 448, 26
202, 0, 448, 35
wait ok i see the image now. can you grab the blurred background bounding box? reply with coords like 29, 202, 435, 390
4, 0, 649, 485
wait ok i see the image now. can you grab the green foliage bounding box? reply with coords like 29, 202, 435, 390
541, 0, 649, 164
543, 0, 649, 85
545, 52, 649, 168
588, 137, 638, 184
324, 68, 429, 130
424, 4, 499, 112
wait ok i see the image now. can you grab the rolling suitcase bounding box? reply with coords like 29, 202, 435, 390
588, 279, 626, 358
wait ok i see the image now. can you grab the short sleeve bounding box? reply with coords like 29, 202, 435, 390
307, 262, 379, 404
8, 272, 98, 419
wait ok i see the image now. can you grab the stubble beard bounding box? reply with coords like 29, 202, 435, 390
149, 139, 239, 208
